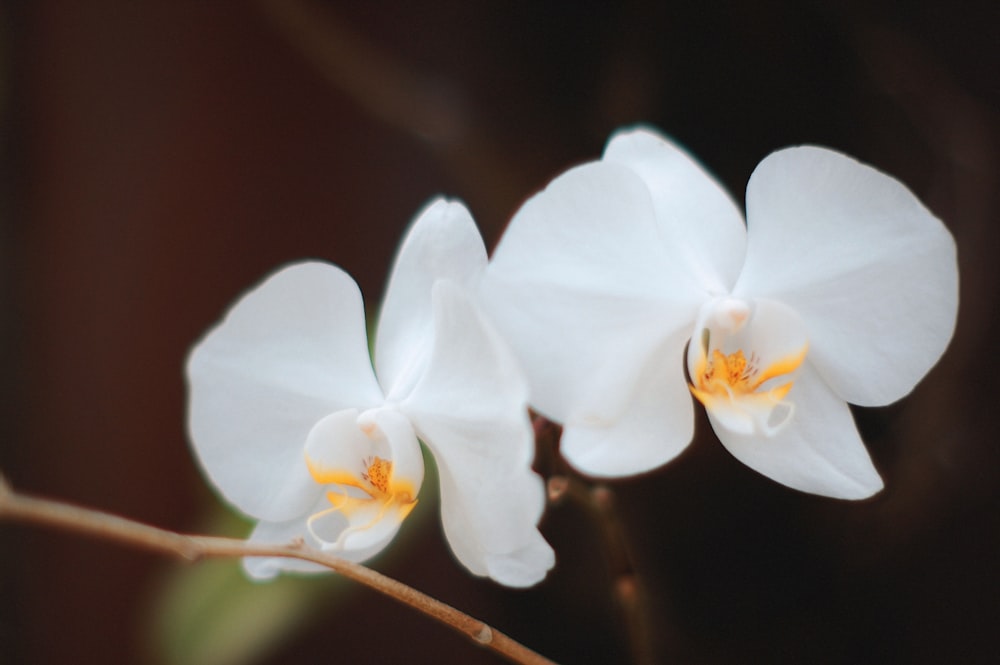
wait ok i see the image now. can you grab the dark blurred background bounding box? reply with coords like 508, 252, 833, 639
1, 1, 997, 663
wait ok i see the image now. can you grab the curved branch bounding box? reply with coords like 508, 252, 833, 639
0, 474, 556, 665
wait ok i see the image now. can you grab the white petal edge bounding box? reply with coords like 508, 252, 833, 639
436, 457, 552, 587
603, 126, 747, 293
487, 159, 694, 303
403, 281, 554, 586
375, 198, 488, 401
187, 261, 383, 522
711, 363, 884, 499
736, 146, 959, 406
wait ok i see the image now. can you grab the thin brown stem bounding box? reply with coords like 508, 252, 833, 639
536, 417, 655, 665
552, 476, 654, 665
0, 475, 556, 665
585, 483, 653, 665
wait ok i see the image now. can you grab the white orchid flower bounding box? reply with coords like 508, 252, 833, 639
481, 127, 958, 499
187, 198, 554, 587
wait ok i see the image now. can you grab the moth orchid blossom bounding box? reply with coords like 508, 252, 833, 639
482, 127, 958, 499
187, 198, 553, 586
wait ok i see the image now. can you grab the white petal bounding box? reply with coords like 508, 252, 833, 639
404, 281, 531, 450
561, 327, 694, 477
488, 160, 692, 301
482, 542, 557, 588
481, 160, 702, 421
604, 126, 747, 292
482, 283, 688, 424
375, 198, 488, 400
437, 460, 553, 587
712, 363, 884, 499
187, 262, 383, 522
402, 281, 553, 586
737, 146, 959, 406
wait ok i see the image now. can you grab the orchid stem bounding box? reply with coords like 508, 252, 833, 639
0, 474, 556, 665
584, 483, 654, 665
554, 477, 655, 665
537, 417, 655, 665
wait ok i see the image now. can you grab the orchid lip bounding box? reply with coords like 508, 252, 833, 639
689, 343, 807, 435
304, 453, 418, 550
687, 297, 809, 437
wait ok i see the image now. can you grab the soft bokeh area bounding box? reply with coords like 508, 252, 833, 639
2, 2, 996, 663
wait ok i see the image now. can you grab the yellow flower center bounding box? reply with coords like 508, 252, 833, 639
687, 330, 808, 436
701, 349, 756, 392
361, 456, 392, 495
690, 344, 805, 404
687, 298, 810, 435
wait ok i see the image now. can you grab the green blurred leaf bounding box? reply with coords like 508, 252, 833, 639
145, 503, 345, 665
152, 557, 341, 665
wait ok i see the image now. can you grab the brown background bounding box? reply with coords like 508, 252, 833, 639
2, 1, 997, 663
